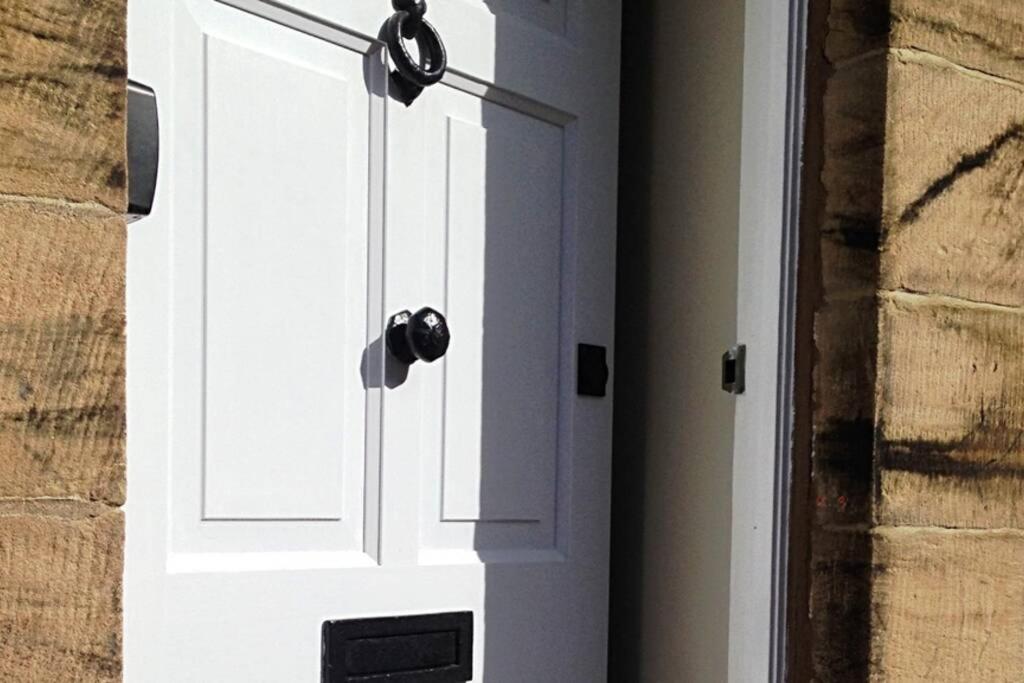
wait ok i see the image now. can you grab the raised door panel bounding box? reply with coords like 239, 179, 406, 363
416, 83, 576, 562
202, 36, 350, 521
168, 1, 386, 563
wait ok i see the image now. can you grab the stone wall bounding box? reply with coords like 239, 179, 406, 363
0, 2, 126, 681
3, 0, 1023, 680
796, 0, 1024, 679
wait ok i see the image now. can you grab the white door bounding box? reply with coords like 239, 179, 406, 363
125, 0, 621, 680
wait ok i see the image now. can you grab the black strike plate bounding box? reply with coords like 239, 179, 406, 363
577, 344, 609, 397
322, 612, 473, 683
722, 344, 746, 395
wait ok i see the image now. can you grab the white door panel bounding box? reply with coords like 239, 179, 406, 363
165, 0, 384, 561
417, 89, 569, 559
126, 0, 620, 679
201, 35, 354, 523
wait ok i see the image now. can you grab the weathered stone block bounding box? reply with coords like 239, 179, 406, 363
0, 201, 125, 504
813, 297, 878, 526
890, 0, 1024, 85
827, 0, 1024, 86
882, 55, 1024, 307
826, 0, 891, 65
0, 503, 123, 683
875, 293, 1024, 529
0, 0, 127, 210
882, 53, 1024, 223
823, 55, 888, 255
871, 528, 1024, 681
809, 529, 873, 682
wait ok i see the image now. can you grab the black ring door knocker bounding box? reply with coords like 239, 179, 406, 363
382, 0, 447, 105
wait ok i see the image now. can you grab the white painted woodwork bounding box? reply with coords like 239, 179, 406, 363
125, 0, 621, 680
413, 91, 571, 559
730, 1, 806, 681
439, 115, 561, 526
202, 36, 353, 523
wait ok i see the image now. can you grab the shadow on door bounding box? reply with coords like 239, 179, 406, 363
455, 1, 617, 680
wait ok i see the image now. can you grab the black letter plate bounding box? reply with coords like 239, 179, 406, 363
322, 612, 473, 683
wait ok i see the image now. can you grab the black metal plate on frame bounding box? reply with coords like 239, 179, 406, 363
126, 80, 159, 222
322, 612, 473, 683
721, 344, 746, 395
577, 344, 609, 397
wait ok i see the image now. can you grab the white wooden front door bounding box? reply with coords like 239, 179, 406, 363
125, 0, 621, 680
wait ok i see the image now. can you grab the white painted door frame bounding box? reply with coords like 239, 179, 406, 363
728, 0, 806, 681
125, 0, 802, 676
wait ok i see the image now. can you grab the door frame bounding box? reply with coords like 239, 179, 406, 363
728, 0, 806, 681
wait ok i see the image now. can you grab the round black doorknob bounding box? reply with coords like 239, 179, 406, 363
386, 307, 451, 364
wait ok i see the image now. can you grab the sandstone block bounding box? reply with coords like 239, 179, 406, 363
876, 293, 1024, 529
0, 201, 125, 503
871, 528, 1024, 682
0, 503, 123, 683
0, 0, 127, 210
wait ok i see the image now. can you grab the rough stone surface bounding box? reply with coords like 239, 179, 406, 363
882, 55, 1024, 308
822, 53, 887, 254
826, 0, 891, 65
0, 503, 123, 683
889, 0, 1024, 84
827, 0, 1024, 83
0, 0, 127, 211
812, 297, 876, 527
872, 528, 1024, 681
0, 201, 126, 504
0, 0, 126, 680
876, 293, 1024, 530
808, 529, 873, 681
801, 1, 1024, 680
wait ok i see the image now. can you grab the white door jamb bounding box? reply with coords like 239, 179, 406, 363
729, 0, 807, 680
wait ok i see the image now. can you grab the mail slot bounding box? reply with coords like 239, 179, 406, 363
322, 612, 473, 683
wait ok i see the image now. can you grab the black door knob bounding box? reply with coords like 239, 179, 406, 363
386, 307, 451, 364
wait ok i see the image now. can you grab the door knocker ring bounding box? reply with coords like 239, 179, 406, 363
383, 0, 447, 105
